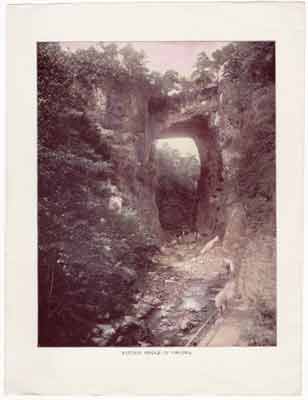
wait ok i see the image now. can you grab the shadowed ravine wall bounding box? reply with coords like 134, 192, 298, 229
144, 83, 275, 314
149, 115, 223, 238
98, 82, 275, 308
38, 42, 276, 346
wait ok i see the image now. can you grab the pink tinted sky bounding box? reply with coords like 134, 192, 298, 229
62, 41, 228, 77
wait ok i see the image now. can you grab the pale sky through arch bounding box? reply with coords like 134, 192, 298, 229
155, 138, 200, 159
62, 41, 228, 78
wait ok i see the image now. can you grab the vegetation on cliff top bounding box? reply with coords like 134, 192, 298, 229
38, 41, 276, 346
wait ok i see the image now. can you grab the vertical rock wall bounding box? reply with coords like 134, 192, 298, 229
97, 81, 275, 313
93, 85, 162, 240
217, 79, 276, 310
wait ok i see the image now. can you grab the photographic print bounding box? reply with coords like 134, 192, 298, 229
38, 41, 276, 347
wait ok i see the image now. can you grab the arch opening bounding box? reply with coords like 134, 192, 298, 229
153, 138, 201, 237
146, 113, 224, 239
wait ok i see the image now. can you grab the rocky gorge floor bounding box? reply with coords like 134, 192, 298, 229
89, 234, 251, 347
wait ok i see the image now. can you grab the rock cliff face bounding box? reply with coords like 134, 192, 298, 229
144, 77, 275, 312
38, 83, 164, 345
99, 85, 225, 240
78, 73, 275, 257
112, 77, 276, 315
217, 79, 276, 311
38, 43, 276, 346
147, 102, 224, 238
91, 86, 163, 239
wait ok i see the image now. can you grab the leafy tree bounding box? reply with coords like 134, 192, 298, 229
119, 44, 149, 80
223, 42, 275, 85
37, 42, 163, 346
37, 43, 76, 141
191, 51, 216, 89
162, 69, 180, 93
212, 43, 235, 69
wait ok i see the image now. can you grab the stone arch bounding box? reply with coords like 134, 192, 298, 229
152, 115, 224, 238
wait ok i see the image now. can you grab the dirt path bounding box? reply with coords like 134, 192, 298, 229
198, 301, 252, 346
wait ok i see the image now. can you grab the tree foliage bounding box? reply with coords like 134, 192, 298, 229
191, 51, 216, 88
37, 41, 276, 345
38, 43, 162, 346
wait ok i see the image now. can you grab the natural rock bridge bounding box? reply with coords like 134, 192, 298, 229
38, 41, 276, 348
144, 93, 224, 238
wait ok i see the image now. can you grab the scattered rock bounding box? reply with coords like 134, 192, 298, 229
143, 295, 157, 304
138, 341, 151, 346
122, 316, 138, 325
136, 302, 154, 319
91, 337, 107, 346
116, 335, 124, 344
165, 279, 177, 284
182, 297, 203, 312
180, 318, 191, 331
92, 327, 101, 336
133, 292, 142, 302
91, 324, 116, 346
117, 266, 137, 285
96, 324, 115, 336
